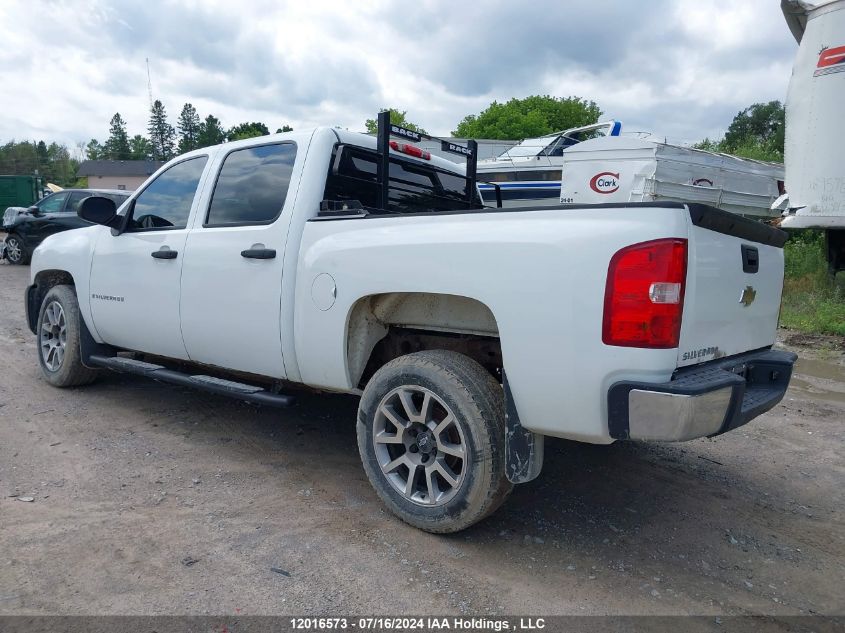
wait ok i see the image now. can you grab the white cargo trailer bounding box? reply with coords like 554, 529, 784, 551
780, 0, 845, 272
558, 136, 784, 218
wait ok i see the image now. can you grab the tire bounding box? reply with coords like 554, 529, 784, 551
4, 234, 29, 265
36, 285, 99, 387
357, 350, 512, 533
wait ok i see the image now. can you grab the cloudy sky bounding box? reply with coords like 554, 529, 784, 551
0, 0, 798, 151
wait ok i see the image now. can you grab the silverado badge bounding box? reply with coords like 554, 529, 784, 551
739, 286, 757, 307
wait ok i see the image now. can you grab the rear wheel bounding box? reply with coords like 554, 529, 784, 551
4, 234, 28, 265
357, 350, 512, 533
37, 285, 99, 387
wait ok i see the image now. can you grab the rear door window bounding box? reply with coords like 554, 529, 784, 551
205, 143, 297, 226
66, 191, 90, 214
68, 192, 127, 216
105, 193, 130, 209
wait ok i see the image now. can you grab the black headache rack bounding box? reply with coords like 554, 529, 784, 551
376, 110, 480, 212
318, 110, 502, 218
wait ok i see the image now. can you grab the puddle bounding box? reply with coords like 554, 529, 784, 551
789, 357, 845, 404
794, 357, 845, 382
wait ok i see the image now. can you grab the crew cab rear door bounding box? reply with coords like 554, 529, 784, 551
179, 139, 305, 378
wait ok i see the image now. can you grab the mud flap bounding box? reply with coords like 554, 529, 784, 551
80, 316, 115, 368
503, 372, 544, 484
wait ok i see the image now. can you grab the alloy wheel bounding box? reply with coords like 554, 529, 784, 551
39, 301, 67, 372
5, 237, 22, 263
372, 385, 467, 506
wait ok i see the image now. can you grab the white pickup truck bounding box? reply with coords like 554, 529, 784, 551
25, 114, 796, 533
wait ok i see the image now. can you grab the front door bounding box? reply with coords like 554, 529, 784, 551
40, 190, 99, 237
180, 141, 300, 378
25, 192, 70, 245
89, 156, 209, 358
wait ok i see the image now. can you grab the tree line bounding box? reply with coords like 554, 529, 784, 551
0, 95, 786, 189
87, 95, 608, 163
0, 140, 77, 186
86, 100, 296, 162
379, 96, 785, 163
693, 100, 785, 163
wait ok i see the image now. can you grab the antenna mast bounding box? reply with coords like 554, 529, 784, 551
146, 58, 153, 109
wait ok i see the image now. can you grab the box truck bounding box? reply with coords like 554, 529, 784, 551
779, 0, 845, 272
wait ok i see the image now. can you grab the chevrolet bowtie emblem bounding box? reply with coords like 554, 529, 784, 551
739, 286, 757, 307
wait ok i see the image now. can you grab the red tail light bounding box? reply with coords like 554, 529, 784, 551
602, 238, 688, 348
389, 140, 431, 160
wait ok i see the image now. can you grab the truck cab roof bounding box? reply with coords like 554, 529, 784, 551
176, 127, 468, 178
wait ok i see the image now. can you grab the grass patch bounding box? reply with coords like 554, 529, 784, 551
780, 231, 845, 336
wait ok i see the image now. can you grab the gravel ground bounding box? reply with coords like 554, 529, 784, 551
0, 261, 843, 617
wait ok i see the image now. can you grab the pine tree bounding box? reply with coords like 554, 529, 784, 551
177, 103, 201, 155
147, 100, 176, 161
85, 139, 103, 160
196, 114, 226, 148
47, 142, 73, 185
36, 140, 49, 164
104, 113, 131, 160
35, 141, 50, 178
129, 135, 153, 161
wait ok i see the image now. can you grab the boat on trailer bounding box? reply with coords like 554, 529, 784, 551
476, 121, 621, 207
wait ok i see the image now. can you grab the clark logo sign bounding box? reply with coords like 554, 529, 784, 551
590, 172, 620, 194
814, 45, 845, 77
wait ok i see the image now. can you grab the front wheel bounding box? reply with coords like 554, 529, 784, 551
357, 350, 512, 533
4, 234, 29, 265
37, 285, 99, 387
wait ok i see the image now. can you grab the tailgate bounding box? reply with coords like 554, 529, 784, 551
677, 205, 787, 368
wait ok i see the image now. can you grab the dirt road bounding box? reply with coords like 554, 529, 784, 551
0, 261, 843, 617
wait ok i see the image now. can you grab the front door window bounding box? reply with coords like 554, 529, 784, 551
126, 157, 208, 231
36, 193, 68, 214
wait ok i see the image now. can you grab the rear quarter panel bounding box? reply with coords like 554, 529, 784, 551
295, 206, 690, 443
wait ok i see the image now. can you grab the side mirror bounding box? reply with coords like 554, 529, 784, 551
26, 205, 40, 216
78, 196, 121, 228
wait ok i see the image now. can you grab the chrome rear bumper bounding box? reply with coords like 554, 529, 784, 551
607, 349, 797, 442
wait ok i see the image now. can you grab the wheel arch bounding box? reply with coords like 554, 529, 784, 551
345, 292, 502, 389
26, 269, 76, 334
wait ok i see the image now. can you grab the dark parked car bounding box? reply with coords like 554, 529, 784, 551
2, 189, 129, 264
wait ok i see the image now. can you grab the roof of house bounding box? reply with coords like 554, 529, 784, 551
77, 160, 165, 177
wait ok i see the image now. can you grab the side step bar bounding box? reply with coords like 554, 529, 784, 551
88, 355, 295, 408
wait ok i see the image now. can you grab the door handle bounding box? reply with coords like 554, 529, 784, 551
241, 248, 276, 259
151, 248, 178, 259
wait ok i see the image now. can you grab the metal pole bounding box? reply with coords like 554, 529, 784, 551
466, 139, 478, 208
377, 110, 391, 211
